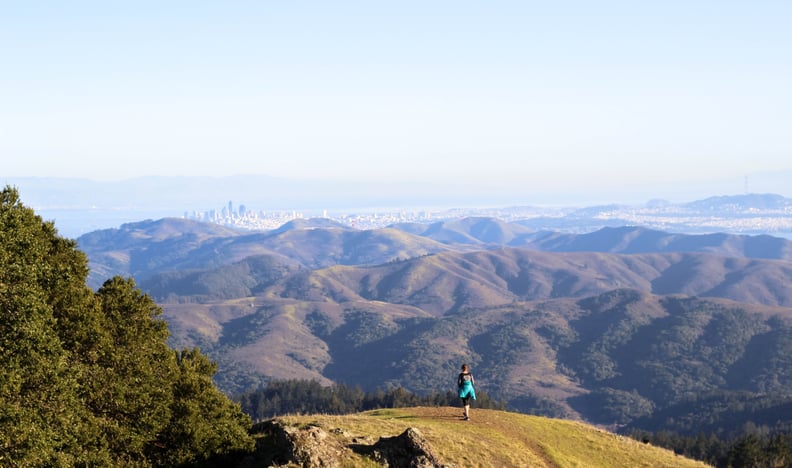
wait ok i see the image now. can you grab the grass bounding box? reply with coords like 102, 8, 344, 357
261, 406, 711, 467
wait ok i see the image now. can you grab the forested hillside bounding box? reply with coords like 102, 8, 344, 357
77, 211, 792, 448
0, 187, 255, 466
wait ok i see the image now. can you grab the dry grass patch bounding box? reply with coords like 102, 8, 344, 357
268, 407, 710, 468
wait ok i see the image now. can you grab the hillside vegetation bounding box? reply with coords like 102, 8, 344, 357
0, 186, 254, 466
78, 217, 792, 290
78, 214, 792, 439
246, 406, 709, 467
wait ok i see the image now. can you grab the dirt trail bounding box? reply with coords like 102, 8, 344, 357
405, 406, 560, 467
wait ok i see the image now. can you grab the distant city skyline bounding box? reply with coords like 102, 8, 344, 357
4, 174, 792, 239
2, 2, 790, 199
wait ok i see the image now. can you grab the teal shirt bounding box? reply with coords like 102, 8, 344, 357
458, 372, 476, 400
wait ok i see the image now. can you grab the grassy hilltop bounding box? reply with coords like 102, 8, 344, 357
245, 407, 710, 467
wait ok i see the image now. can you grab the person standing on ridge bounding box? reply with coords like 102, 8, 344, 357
457, 363, 476, 421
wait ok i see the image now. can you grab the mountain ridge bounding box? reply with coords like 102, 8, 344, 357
217, 247, 792, 312
80, 217, 792, 290
77, 217, 792, 433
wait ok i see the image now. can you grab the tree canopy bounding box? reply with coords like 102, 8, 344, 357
0, 186, 254, 466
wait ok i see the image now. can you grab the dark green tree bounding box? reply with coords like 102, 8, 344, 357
726, 433, 764, 467
151, 348, 254, 467
91, 277, 178, 464
0, 186, 255, 466
0, 186, 97, 466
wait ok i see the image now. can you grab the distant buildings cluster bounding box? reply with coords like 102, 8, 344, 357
185, 201, 306, 230
183, 199, 792, 238
184, 201, 445, 231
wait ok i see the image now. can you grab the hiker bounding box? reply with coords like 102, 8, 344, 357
457, 363, 476, 420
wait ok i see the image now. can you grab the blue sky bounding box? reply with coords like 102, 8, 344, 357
2, 1, 791, 202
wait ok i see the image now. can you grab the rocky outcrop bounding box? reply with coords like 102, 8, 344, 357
366, 427, 445, 467
254, 420, 447, 467
255, 420, 349, 467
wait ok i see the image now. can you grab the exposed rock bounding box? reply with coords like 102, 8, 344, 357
367, 427, 446, 467
254, 420, 447, 467
256, 420, 349, 467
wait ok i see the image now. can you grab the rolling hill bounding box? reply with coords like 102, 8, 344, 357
79, 218, 466, 288
161, 281, 792, 429
246, 407, 709, 467
159, 246, 792, 310
521, 225, 792, 259
79, 218, 792, 433
390, 216, 536, 245
80, 217, 792, 290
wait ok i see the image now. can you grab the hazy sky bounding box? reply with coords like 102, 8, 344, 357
2, 1, 791, 200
